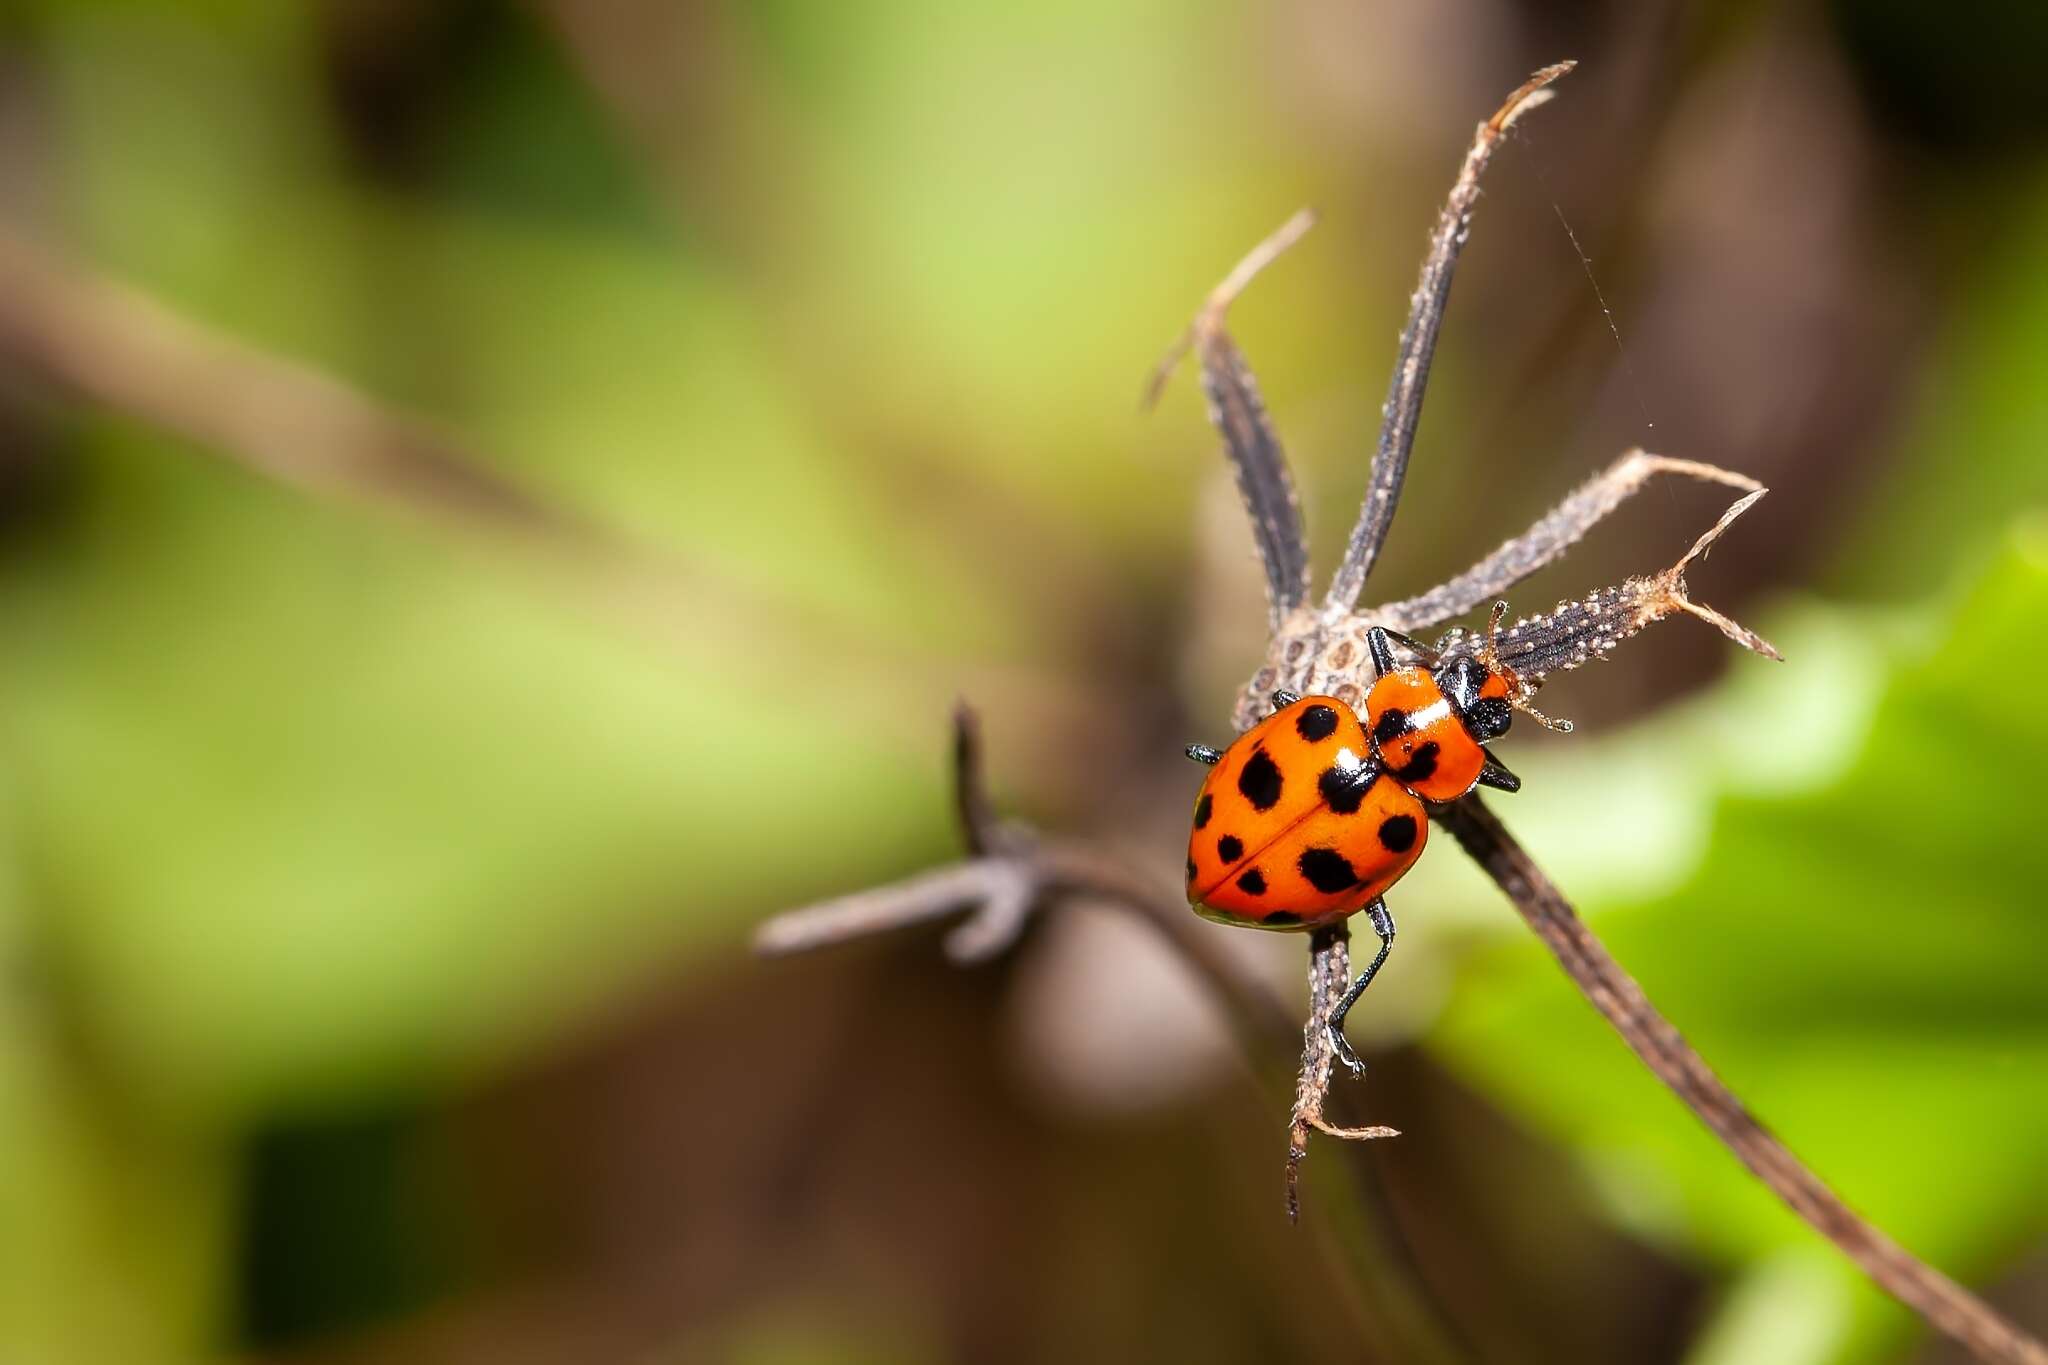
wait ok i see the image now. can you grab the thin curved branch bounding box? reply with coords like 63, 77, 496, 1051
759, 706, 1298, 1044
1323, 62, 1575, 617
1433, 795, 2048, 1365
1146, 210, 1318, 627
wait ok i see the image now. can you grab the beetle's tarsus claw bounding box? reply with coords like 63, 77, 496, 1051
1328, 1025, 1366, 1079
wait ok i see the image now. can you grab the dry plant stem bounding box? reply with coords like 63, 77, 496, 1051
1323, 61, 1575, 616
1287, 924, 1399, 1222
1146, 209, 1318, 625
754, 836, 1297, 1045
950, 701, 1005, 858
757, 707, 1299, 1045
1434, 488, 1783, 682
1227, 485, 1778, 730
1434, 795, 2048, 1365
1369, 450, 1762, 633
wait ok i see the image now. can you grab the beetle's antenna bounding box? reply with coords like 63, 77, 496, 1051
1482, 600, 1573, 733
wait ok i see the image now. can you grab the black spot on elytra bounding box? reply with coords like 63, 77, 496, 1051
1318, 763, 1379, 814
1193, 793, 1212, 829
1295, 704, 1339, 742
1235, 868, 1267, 896
1297, 847, 1358, 894
1377, 814, 1419, 853
1395, 741, 1440, 784
1237, 747, 1283, 811
1263, 910, 1302, 926
1186, 858, 1197, 883
1373, 708, 1409, 744
1216, 834, 1244, 863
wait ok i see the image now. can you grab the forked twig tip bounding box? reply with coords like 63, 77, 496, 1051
952, 696, 1005, 853
1310, 1119, 1402, 1141
1488, 61, 1577, 135
1663, 489, 1783, 661
1207, 208, 1319, 323
1140, 328, 1192, 413
1674, 487, 1767, 572
1142, 208, 1319, 412
1628, 448, 1765, 494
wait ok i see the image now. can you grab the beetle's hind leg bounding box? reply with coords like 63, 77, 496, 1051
1328, 899, 1397, 1078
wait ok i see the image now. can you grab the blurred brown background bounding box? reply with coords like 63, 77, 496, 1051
1, 1, 2045, 1362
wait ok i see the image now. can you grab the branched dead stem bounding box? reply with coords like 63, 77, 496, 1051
756, 705, 1298, 1045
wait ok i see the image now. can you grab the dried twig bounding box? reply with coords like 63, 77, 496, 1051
1429, 486, 1784, 681
758, 706, 1297, 1040
1323, 62, 1575, 616
1368, 449, 1762, 633
1146, 209, 1318, 627
1286, 923, 1399, 1222
1433, 796, 2048, 1365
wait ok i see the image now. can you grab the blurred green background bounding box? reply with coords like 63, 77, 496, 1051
0, 1, 2044, 1362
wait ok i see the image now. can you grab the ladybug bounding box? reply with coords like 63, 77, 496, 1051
1361, 626, 1524, 802
1184, 691, 1428, 933
1184, 625, 1526, 1071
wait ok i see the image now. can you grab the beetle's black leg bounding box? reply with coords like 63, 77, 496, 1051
1270, 689, 1301, 711
1367, 626, 1435, 677
1366, 627, 1397, 678
1383, 628, 1432, 657
1477, 753, 1521, 793
1185, 743, 1222, 766
1328, 899, 1396, 1077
